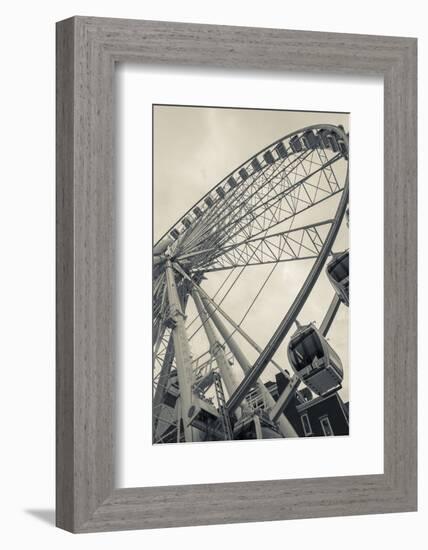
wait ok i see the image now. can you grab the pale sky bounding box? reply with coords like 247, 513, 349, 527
154, 105, 350, 403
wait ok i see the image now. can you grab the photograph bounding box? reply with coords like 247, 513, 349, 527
0, 1, 419, 544
152, 105, 350, 444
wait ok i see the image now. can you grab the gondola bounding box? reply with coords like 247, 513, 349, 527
287, 323, 343, 397
326, 250, 349, 306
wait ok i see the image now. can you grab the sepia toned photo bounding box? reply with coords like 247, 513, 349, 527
152, 105, 349, 444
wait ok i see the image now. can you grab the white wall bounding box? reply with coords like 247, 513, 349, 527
0, 1, 425, 548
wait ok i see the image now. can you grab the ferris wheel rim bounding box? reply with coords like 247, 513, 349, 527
153, 124, 348, 346
224, 167, 348, 412
153, 123, 348, 251
152, 125, 349, 442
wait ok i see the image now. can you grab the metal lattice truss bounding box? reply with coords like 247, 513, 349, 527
173, 147, 343, 268
154, 140, 345, 329
152, 124, 349, 443
181, 220, 334, 272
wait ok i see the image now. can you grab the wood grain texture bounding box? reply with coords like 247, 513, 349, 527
56, 18, 75, 532
56, 16, 417, 533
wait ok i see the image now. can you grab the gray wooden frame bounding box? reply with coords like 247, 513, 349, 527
56, 16, 417, 533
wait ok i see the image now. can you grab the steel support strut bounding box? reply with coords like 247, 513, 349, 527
164, 260, 200, 442
152, 333, 174, 436
270, 375, 300, 422
320, 294, 341, 336
192, 288, 244, 419
200, 294, 297, 437
226, 157, 349, 415
172, 262, 287, 375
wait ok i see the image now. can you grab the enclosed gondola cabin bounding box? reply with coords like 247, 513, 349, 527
287, 323, 343, 397
169, 228, 180, 240
204, 195, 214, 208
327, 133, 340, 152
216, 186, 226, 199
193, 206, 203, 218
251, 157, 262, 173
274, 141, 288, 159
182, 217, 192, 230
302, 130, 319, 149
239, 167, 249, 181
289, 135, 303, 153
317, 129, 331, 149
327, 250, 349, 306
263, 150, 275, 165
227, 176, 237, 189
338, 139, 349, 160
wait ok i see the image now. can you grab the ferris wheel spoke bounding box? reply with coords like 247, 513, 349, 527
180, 149, 315, 254
316, 147, 341, 192
182, 236, 267, 335
212, 154, 343, 250
179, 151, 313, 256
210, 184, 342, 269
176, 179, 341, 274
192, 220, 333, 271
225, 171, 349, 415
173, 262, 290, 375
197, 148, 310, 230
153, 124, 349, 443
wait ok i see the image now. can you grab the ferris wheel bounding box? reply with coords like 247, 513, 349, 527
153, 124, 350, 444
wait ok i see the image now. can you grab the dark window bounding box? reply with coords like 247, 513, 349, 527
301, 413, 313, 436
318, 130, 331, 148
263, 150, 275, 164
302, 130, 319, 148
251, 158, 262, 172
274, 141, 288, 158
328, 134, 340, 152
328, 252, 349, 283
320, 415, 334, 436
216, 186, 225, 198
227, 176, 237, 189
289, 135, 303, 153
289, 329, 324, 371
239, 168, 249, 181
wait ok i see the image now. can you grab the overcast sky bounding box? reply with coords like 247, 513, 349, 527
154, 105, 350, 403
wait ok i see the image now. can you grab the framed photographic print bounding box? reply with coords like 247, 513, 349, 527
56, 16, 417, 532
151, 104, 350, 446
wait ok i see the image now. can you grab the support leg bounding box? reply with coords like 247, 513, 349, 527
200, 294, 297, 437
164, 261, 200, 442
